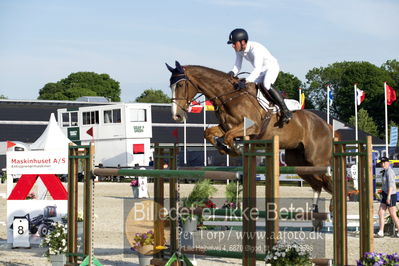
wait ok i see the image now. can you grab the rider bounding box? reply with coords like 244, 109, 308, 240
227, 28, 292, 123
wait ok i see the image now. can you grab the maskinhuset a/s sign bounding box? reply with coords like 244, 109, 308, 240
6, 151, 68, 174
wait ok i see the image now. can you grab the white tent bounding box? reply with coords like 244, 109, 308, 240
30, 113, 71, 199
30, 113, 71, 153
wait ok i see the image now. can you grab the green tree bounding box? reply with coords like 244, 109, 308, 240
135, 89, 170, 103
0, 94, 7, 99
305, 61, 395, 132
381, 59, 399, 85
38, 72, 120, 101
274, 71, 314, 109
305, 61, 354, 116
348, 108, 379, 137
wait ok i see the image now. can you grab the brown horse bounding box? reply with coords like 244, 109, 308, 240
166, 61, 333, 210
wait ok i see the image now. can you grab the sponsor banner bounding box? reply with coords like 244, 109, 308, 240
7, 151, 68, 174
7, 200, 67, 244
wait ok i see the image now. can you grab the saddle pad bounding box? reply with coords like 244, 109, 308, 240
257, 90, 301, 112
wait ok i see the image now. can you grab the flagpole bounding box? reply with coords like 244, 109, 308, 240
384, 82, 389, 156
354, 84, 359, 191
354, 84, 359, 141
327, 85, 330, 125
203, 97, 207, 166
243, 117, 247, 137
184, 119, 187, 165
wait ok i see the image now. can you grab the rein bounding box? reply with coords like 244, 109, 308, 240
170, 68, 272, 119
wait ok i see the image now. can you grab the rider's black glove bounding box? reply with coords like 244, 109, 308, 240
234, 79, 246, 90
227, 71, 235, 77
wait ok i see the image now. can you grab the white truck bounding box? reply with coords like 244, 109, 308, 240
57, 103, 152, 168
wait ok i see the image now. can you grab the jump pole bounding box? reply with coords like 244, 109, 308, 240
242, 135, 280, 266
332, 136, 374, 265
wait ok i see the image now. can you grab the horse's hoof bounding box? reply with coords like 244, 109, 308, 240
216, 137, 232, 154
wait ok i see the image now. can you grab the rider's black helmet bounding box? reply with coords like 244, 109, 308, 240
227, 28, 248, 44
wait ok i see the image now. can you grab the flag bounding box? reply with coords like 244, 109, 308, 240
243, 117, 255, 136
328, 86, 334, 106
86, 127, 93, 137
386, 82, 397, 106
6, 141, 16, 149
171, 128, 179, 141
356, 88, 365, 105
389, 126, 398, 147
188, 101, 203, 113
244, 117, 255, 128
300, 92, 305, 109
205, 100, 215, 111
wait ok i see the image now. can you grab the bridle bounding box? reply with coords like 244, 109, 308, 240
170, 69, 267, 116
170, 72, 203, 112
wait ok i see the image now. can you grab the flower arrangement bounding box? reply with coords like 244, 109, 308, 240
348, 190, 359, 201
222, 201, 237, 209
130, 179, 139, 187
357, 252, 399, 265
204, 199, 216, 209
265, 241, 312, 266
40, 222, 67, 257
62, 211, 84, 223
181, 179, 217, 224
132, 230, 155, 250
26, 192, 37, 200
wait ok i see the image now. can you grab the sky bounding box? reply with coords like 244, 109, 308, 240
0, 0, 398, 102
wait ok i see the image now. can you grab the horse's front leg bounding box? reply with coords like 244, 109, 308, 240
224, 123, 259, 155
204, 125, 231, 155
204, 125, 225, 146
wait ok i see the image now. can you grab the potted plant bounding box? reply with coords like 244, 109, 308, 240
26, 192, 37, 200
225, 181, 242, 208
62, 211, 84, 235
181, 179, 216, 232
357, 252, 399, 265
265, 241, 312, 266
131, 230, 165, 266
40, 222, 67, 266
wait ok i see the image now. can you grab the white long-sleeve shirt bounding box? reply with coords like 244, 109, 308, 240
231, 41, 279, 83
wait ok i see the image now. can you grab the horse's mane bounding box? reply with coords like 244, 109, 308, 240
186, 65, 230, 78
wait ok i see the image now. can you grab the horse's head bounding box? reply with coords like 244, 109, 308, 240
166, 61, 199, 122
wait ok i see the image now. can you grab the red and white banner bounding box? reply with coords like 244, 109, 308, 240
7, 151, 68, 175
188, 101, 203, 113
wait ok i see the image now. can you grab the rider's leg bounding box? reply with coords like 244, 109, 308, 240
268, 87, 293, 123
262, 67, 292, 123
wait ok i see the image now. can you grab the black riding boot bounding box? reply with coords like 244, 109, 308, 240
268, 87, 293, 123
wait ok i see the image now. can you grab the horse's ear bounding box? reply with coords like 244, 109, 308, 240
175, 61, 184, 73
165, 63, 174, 73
